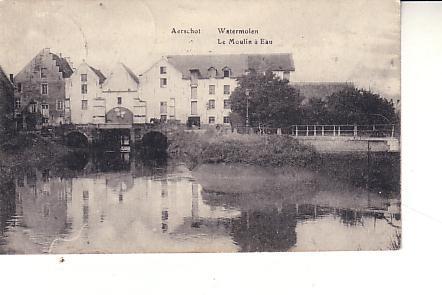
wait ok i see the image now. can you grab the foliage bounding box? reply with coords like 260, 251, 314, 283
168, 130, 318, 169
230, 70, 304, 127
302, 88, 397, 125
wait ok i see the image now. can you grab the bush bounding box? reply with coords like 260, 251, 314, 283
168, 131, 318, 168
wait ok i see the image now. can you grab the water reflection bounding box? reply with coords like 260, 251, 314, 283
0, 153, 400, 253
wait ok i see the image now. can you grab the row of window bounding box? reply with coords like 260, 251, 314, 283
158, 66, 231, 78
190, 85, 230, 99
15, 99, 64, 111
159, 115, 230, 124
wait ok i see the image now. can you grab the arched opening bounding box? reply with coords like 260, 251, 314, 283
65, 131, 89, 148
106, 107, 133, 125
141, 131, 168, 156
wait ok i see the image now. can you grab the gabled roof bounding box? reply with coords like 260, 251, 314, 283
166, 53, 295, 79
88, 65, 106, 84
51, 53, 73, 78
121, 63, 139, 84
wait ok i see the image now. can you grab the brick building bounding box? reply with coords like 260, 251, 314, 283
13, 48, 73, 129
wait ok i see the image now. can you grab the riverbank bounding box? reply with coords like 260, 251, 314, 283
168, 130, 318, 169
167, 130, 400, 193
0, 133, 73, 182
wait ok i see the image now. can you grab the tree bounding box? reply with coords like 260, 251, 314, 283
306, 87, 397, 125
230, 70, 304, 127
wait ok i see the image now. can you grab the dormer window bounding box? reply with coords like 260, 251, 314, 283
223, 67, 231, 78
208, 67, 217, 78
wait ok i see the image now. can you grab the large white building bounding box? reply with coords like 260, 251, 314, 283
139, 53, 296, 126
66, 54, 296, 127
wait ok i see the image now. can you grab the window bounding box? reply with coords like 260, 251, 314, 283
30, 103, 37, 113
223, 116, 230, 124
42, 117, 49, 124
56, 100, 63, 110
223, 85, 230, 95
15, 98, 21, 109
191, 101, 197, 115
160, 115, 167, 122
81, 100, 88, 110
41, 83, 48, 95
208, 99, 215, 109
224, 99, 231, 109
41, 104, 49, 110
169, 98, 176, 119
191, 86, 197, 99
17, 83, 22, 93
40, 68, 47, 78
223, 69, 230, 78
209, 116, 215, 124
160, 66, 167, 74
160, 101, 167, 114
65, 99, 70, 108
117, 97, 122, 105
208, 67, 217, 78
283, 71, 290, 81
81, 74, 87, 82
209, 85, 215, 95
160, 78, 167, 87
81, 84, 87, 94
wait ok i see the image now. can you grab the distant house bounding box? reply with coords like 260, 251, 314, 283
65, 62, 106, 124
13, 48, 73, 129
139, 53, 295, 126
0, 65, 14, 134
292, 82, 355, 104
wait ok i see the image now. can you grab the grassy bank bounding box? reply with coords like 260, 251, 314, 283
168, 130, 318, 169
167, 130, 400, 194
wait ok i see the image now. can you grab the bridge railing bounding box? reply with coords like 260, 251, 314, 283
235, 124, 399, 138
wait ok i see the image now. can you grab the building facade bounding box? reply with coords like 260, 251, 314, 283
0, 66, 14, 134
13, 48, 73, 129
65, 62, 106, 124
139, 54, 296, 126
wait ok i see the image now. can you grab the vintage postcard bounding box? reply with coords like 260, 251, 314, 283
0, 0, 400, 254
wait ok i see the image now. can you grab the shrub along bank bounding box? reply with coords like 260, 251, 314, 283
167, 131, 319, 169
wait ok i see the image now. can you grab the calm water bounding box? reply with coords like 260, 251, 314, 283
0, 152, 400, 253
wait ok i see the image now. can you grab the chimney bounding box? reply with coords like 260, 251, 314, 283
9, 74, 13, 83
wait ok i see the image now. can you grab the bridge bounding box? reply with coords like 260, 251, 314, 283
62, 122, 400, 153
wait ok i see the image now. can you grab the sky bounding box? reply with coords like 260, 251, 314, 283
0, 0, 400, 99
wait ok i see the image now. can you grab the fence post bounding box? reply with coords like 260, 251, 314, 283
338, 125, 341, 136
277, 128, 282, 135
313, 125, 317, 136
295, 125, 298, 137
391, 124, 395, 137
322, 125, 325, 136
333, 125, 336, 136
306, 125, 309, 137
354, 124, 357, 137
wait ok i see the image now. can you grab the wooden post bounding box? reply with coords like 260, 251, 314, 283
313, 125, 317, 136
338, 125, 341, 136
306, 125, 309, 136
391, 125, 395, 137
295, 125, 298, 137
354, 124, 357, 137
322, 125, 325, 136
333, 125, 336, 136
277, 128, 282, 135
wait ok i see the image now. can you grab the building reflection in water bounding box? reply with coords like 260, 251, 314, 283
0, 154, 401, 254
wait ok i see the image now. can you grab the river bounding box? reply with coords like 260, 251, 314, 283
0, 152, 400, 253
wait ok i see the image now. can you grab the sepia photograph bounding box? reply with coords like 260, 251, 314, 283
0, 0, 400, 254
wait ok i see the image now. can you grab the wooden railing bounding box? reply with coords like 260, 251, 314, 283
235, 124, 399, 138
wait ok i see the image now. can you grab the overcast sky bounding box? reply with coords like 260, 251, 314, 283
0, 0, 400, 98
